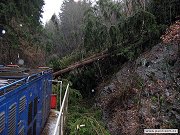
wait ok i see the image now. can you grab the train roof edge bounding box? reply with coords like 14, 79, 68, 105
0, 66, 52, 90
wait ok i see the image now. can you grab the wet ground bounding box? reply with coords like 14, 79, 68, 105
41, 110, 59, 135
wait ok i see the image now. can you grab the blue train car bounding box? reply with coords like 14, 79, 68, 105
0, 67, 53, 135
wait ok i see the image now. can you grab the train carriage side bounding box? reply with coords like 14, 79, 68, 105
0, 69, 52, 135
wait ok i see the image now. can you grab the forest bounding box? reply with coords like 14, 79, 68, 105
0, 0, 180, 134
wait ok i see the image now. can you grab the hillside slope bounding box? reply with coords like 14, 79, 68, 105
97, 22, 180, 135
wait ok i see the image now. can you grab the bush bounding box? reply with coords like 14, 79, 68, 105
52, 80, 110, 135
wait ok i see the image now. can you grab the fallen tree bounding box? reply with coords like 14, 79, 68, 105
53, 53, 109, 77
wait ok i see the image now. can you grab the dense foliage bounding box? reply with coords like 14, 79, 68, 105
53, 80, 110, 134
46, 0, 179, 65
43, 0, 180, 99
0, 0, 46, 66
1, 0, 179, 66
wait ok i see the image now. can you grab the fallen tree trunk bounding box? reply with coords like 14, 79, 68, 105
53, 53, 109, 77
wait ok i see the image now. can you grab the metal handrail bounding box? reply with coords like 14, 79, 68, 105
0, 78, 26, 90
26, 73, 41, 82
53, 83, 69, 135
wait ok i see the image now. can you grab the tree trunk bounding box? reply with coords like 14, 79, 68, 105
53, 53, 109, 77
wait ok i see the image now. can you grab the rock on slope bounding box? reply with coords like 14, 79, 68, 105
97, 21, 180, 135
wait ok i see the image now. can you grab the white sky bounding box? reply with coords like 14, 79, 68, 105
41, 0, 79, 25
41, 0, 62, 25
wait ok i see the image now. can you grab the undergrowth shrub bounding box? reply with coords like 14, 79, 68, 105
52, 80, 110, 135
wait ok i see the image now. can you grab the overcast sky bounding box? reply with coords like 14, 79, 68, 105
41, 0, 62, 25
41, 0, 79, 25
